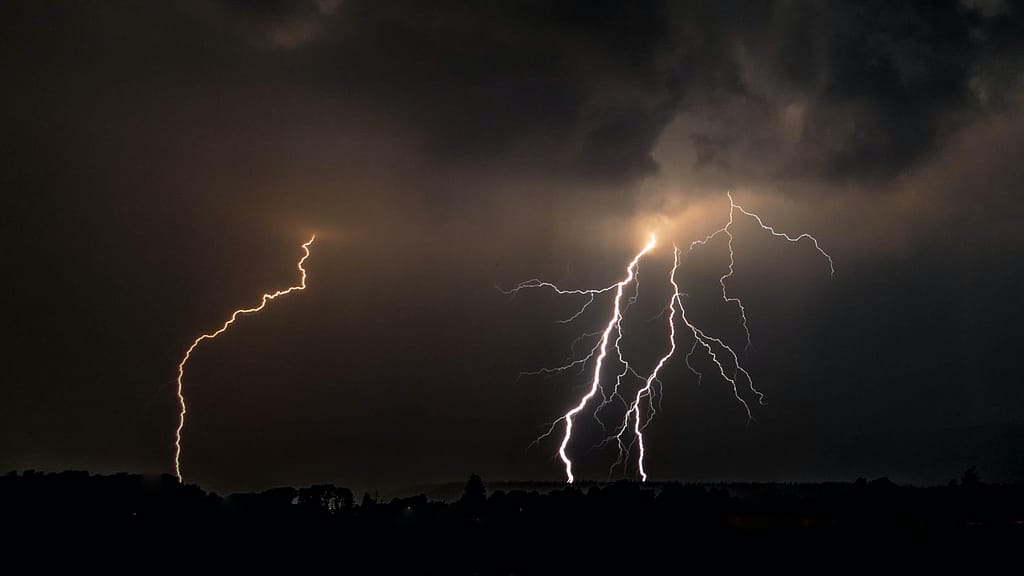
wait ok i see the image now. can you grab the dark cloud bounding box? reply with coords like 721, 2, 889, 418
662, 0, 1023, 186
204, 0, 1024, 188
305, 1, 681, 183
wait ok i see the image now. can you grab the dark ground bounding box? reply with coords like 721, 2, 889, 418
3, 469, 1021, 572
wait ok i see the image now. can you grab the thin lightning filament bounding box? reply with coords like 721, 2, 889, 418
174, 235, 315, 482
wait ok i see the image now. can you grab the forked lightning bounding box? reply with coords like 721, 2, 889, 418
507, 195, 832, 483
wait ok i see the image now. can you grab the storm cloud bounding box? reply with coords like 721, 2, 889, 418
215, 0, 1024, 187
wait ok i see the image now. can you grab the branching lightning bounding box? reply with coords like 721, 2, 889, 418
507, 194, 833, 483
174, 235, 316, 482
505, 235, 656, 483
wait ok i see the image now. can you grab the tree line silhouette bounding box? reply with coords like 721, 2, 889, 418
3, 469, 1020, 570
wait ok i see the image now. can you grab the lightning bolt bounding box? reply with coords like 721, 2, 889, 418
174, 235, 316, 482
731, 194, 835, 276
554, 235, 656, 484
622, 248, 680, 482
508, 193, 833, 483
610, 244, 754, 481
504, 236, 656, 483
691, 192, 835, 349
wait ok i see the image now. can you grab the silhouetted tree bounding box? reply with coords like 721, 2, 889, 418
361, 492, 376, 508
297, 484, 354, 513
961, 465, 981, 488
459, 473, 486, 516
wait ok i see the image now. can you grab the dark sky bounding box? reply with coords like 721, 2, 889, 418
3, 0, 1024, 493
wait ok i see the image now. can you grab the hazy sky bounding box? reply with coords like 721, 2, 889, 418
3, 0, 1023, 492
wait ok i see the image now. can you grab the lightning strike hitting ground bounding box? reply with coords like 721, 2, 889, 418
174, 235, 316, 482
508, 194, 833, 483
504, 235, 656, 483
620, 248, 680, 482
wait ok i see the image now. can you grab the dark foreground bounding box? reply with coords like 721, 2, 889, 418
3, 470, 1021, 572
